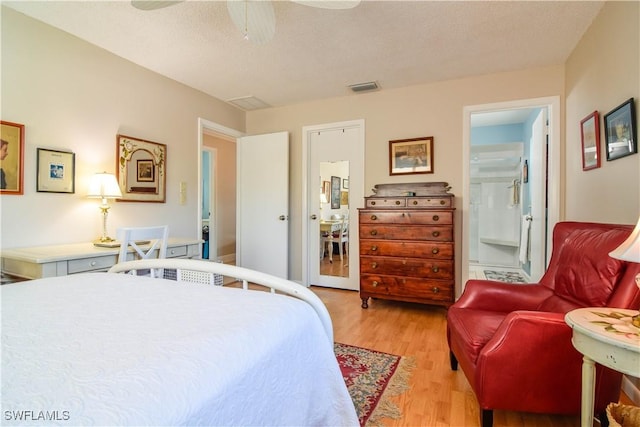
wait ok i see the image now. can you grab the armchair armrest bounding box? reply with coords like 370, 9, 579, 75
454, 280, 552, 312
475, 311, 582, 412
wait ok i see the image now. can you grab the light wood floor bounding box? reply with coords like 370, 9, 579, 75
312, 286, 618, 427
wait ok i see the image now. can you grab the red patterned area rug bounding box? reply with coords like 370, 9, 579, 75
335, 342, 415, 427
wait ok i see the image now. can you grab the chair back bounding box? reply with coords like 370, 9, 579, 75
117, 226, 169, 276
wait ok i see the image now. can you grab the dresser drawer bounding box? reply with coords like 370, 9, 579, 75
359, 239, 453, 259
360, 256, 453, 279
167, 245, 188, 258
360, 224, 453, 241
360, 210, 453, 225
365, 198, 406, 208
360, 274, 453, 302
68, 254, 117, 274
406, 197, 452, 208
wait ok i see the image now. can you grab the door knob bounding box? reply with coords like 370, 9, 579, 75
279, 215, 287, 221
310, 214, 318, 220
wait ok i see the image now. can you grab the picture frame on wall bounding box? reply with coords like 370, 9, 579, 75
36, 148, 75, 193
389, 136, 434, 175
330, 175, 340, 209
0, 120, 25, 195
580, 111, 600, 171
604, 98, 637, 161
117, 134, 166, 202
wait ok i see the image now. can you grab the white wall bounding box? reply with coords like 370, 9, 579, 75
0, 7, 245, 249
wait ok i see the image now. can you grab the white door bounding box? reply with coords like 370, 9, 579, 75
528, 109, 547, 281
303, 120, 364, 290
237, 131, 289, 279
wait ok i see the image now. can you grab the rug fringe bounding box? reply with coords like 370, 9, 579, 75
366, 356, 416, 427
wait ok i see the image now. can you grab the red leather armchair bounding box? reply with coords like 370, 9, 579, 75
447, 221, 640, 427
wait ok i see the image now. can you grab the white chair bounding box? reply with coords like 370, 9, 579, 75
334, 218, 349, 263
117, 226, 169, 277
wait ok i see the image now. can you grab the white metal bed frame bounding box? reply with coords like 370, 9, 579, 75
108, 258, 334, 343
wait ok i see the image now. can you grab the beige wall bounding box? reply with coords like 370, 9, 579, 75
203, 134, 236, 259
0, 7, 245, 248
247, 66, 565, 282
565, 1, 640, 224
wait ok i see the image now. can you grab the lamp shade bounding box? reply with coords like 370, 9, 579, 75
609, 216, 640, 263
87, 172, 122, 199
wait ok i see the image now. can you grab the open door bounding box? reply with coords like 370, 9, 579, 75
237, 132, 289, 279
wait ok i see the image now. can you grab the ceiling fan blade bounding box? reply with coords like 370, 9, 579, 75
227, 0, 275, 44
291, 0, 360, 9
131, 1, 184, 11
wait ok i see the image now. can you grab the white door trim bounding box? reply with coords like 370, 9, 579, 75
461, 96, 561, 295
302, 119, 365, 288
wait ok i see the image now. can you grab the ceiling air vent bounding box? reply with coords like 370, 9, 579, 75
348, 81, 379, 93
227, 96, 271, 111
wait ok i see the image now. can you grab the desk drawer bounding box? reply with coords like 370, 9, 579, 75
167, 245, 188, 258
68, 255, 117, 274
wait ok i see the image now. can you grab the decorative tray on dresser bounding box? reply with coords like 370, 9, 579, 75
358, 182, 455, 308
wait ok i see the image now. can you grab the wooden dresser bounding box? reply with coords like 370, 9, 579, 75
359, 182, 455, 308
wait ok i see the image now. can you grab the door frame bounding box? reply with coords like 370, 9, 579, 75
461, 96, 561, 294
197, 118, 243, 261
301, 119, 365, 289
201, 146, 217, 260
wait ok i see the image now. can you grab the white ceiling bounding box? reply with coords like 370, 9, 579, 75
4, 0, 604, 112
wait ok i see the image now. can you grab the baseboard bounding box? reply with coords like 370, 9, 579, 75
622, 375, 640, 405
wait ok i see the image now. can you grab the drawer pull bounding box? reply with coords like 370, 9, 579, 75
432, 266, 439, 273
433, 215, 440, 221
370, 230, 378, 236
432, 248, 439, 254
371, 262, 378, 269
440, 200, 446, 205
372, 281, 378, 287
370, 214, 377, 220
432, 231, 440, 237
412, 200, 418, 205
395, 200, 401, 205
371, 201, 376, 206
90, 261, 97, 266
432, 287, 440, 293
171, 250, 175, 255
371, 245, 378, 251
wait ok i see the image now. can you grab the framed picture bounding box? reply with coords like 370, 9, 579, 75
322, 180, 330, 199
117, 134, 166, 202
389, 136, 434, 175
137, 159, 155, 182
330, 175, 340, 209
36, 148, 75, 193
0, 120, 25, 195
340, 191, 349, 206
604, 98, 637, 161
343, 178, 349, 189
580, 111, 601, 171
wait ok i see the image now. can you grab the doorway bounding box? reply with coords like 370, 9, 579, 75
302, 119, 365, 290
461, 97, 560, 294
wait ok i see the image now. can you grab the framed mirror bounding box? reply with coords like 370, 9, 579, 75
116, 134, 166, 202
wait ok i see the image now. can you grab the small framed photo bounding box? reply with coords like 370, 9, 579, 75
137, 159, 155, 182
604, 98, 637, 161
389, 136, 434, 175
37, 148, 75, 193
0, 120, 25, 195
580, 111, 600, 171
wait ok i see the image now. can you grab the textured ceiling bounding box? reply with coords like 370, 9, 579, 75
4, 1, 604, 111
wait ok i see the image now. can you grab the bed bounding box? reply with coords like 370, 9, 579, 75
1, 259, 358, 426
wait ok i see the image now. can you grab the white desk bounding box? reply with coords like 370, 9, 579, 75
1, 238, 201, 279
565, 307, 640, 427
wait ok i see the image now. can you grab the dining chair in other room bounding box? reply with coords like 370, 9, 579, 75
117, 225, 169, 277
333, 218, 349, 264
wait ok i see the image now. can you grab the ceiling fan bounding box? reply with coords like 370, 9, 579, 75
131, 0, 360, 44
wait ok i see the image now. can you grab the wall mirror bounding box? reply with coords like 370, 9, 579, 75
117, 134, 166, 203
319, 160, 349, 278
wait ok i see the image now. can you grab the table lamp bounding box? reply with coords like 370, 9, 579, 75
609, 216, 640, 328
88, 172, 122, 244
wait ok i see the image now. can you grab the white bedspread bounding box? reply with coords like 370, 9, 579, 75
1, 273, 358, 426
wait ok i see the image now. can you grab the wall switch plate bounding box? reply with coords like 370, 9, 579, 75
179, 181, 187, 205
